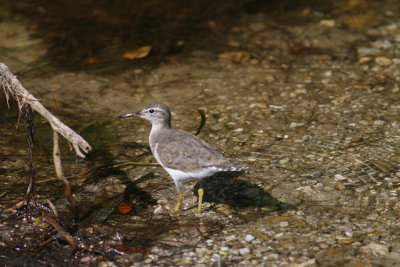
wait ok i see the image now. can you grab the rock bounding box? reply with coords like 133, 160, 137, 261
195, 248, 209, 257
178, 259, 193, 265
249, 22, 265, 31
143, 258, 152, 264
219, 251, 229, 256
239, 248, 250, 255
300, 258, 316, 266
245, 234, 255, 242
255, 247, 270, 254
279, 221, 289, 227
279, 158, 290, 164
360, 243, 389, 256
314, 183, 324, 190
80, 257, 93, 263
218, 51, 251, 63
388, 252, 400, 262
266, 253, 279, 260
289, 122, 304, 128
226, 235, 237, 242
358, 57, 372, 64
320, 19, 335, 27
312, 171, 324, 178
334, 174, 347, 181
98, 261, 118, 267
315, 246, 354, 266
373, 120, 385, 126
375, 56, 392, 66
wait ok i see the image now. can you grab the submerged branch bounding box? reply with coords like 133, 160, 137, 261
0, 62, 91, 157
53, 131, 77, 217
43, 216, 77, 253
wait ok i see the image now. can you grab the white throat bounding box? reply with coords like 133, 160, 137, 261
149, 122, 166, 149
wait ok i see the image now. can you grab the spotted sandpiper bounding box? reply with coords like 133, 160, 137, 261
119, 102, 246, 213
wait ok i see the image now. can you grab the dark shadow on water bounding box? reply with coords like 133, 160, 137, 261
195, 172, 295, 218
6, 0, 334, 72
76, 148, 157, 224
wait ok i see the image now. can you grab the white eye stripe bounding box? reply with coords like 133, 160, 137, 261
147, 107, 161, 113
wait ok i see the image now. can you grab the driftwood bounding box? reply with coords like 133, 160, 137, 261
0, 63, 91, 157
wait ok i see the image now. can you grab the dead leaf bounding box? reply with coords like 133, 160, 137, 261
218, 51, 250, 63
117, 202, 133, 214
122, 46, 152, 59
83, 57, 100, 65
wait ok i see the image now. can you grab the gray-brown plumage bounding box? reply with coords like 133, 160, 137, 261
119, 102, 246, 213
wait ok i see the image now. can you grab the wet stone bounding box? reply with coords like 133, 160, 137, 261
239, 248, 250, 256
245, 234, 255, 242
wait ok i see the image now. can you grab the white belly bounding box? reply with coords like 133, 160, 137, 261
152, 143, 219, 190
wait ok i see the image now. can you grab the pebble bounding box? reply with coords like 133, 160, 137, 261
279, 158, 290, 164
239, 248, 250, 255
255, 247, 270, 254
358, 57, 372, 64
314, 183, 324, 190
373, 120, 385, 126
80, 256, 93, 263
279, 221, 289, 227
143, 258, 152, 264
319, 19, 335, 27
266, 253, 279, 260
245, 234, 255, 242
388, 252, 400, 261
98, 262, 117, 267
219, 251, 229, 256
301, 258, 316, 265
334, 174, 347, 181
375, 56, 392, 66
312, 171, 324, 178
206, 239, 214, 246
290, 122, 304, 128
195, 248, 209, 257
360, 243, 389, 256
226, 235, 237, 242
220, 246, 229, 251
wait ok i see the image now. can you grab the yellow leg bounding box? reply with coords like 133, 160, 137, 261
171, 191, 183, 214
196, 188, 204, 213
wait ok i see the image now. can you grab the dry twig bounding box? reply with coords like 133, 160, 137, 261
53, 131, 77, 216
0, 62, 91, 157
43, 216, 77, 253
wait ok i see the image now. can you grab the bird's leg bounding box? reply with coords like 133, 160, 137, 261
171, 191, 183, 214
196, 187, 204, 213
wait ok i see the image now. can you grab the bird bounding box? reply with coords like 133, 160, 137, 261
119, 102, 246, 213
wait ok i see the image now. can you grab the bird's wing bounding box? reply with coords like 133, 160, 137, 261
155, 130, 233, 172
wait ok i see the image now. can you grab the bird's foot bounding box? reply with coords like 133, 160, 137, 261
171, 191, 183, 214
196, 188, 204, 214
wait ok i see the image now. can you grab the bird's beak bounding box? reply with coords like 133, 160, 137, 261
118, 111, 142, 118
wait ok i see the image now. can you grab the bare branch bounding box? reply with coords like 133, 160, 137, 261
53, 131, 77, 216
0, 62, 91, 157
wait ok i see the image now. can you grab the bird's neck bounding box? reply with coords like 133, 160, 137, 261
149, 120, 171, 147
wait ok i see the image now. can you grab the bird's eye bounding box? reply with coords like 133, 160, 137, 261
149, 109, 155, 113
